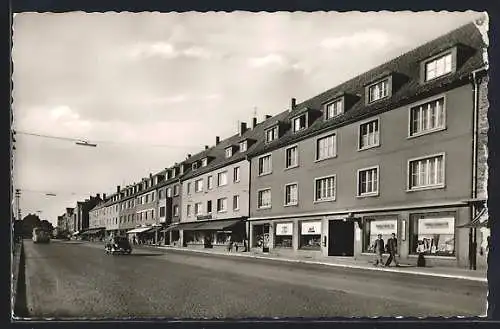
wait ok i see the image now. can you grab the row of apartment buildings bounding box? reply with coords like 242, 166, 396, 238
61, 21, 490, 269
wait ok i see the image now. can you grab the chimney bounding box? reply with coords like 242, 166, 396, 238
149, 173, 153, 179
252, 117, 258, 129
117, 185, 121, 193
290, 98, 296, 112
96, 193, 101, 199
216, 136, 220, 145
265, 114, 272, 120
103, 193, 107, 200
187, 154, 191, 158
239, 122, 247, 136
205, 145, 209, 150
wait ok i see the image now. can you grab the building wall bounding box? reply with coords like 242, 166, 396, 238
135, 189, 159, 226
171, 181, 182, 223
118, 196, 138, 230
181, 159, 250, 222
250, 85, 474, 218
105, 202, 120, 231
157, 185, 173, 225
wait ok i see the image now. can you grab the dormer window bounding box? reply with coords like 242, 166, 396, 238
265, 125, 279, 143
368, 79, 389, 103
240, 141, 247, 152
225, 147, 233, 158
192, 162, 199, 171
425, 53, 452, 81
292, 114, 308, 133
325, 98, 343, 120
201, 158, 208, 167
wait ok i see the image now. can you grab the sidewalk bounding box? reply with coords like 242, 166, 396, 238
145, 244, 487, 283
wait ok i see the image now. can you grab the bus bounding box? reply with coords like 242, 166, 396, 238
32, 227, 50, 243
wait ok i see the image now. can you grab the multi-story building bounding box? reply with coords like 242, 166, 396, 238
174, 121, 268, 250
117, 184, 138, 236
64, 207, 75, 233
247, 22, 488, 269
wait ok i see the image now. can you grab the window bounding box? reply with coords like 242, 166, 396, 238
217, 198, 227, 212
368, 79, 389, 103
292, 114, 307, 132
257, 189, 272, 209
410, 98, 445, 136
285, 145, 298, 169
207, 200, 212, 213
173, 205, 179, 217
194, 203, 203, 216
300, 221, 321, 250
316, 134, 336, 161
192, 162, 198, 171
225, 147, 233, 158
202, 158, 208, 167
187, 204, 192, 217
207, 176, 214, 189
408, 154, 445, 190
186, 182, 192, 194
158, 189, 164, 199
359, 119, 380, 150
358, 166, 379, 197
265, 126, 279, 143
151, 191, 155, 201
233, 167, 240, 182
425, 53, 452, 81
325, 99, 343, 119
258, 154, 272, 175
174, 185, 179, 196
160, 206, 166, 217
409, 212, 455, 256
362, 217, 398, 253
166, 187, 172, 198
233, 195, 240, 210
275, 222, 293, 248
240, 141, 247, 152
284, 183, 298, 206
195, 179, 203, 192
315, 175, 336, 202
217, 171, 228, 186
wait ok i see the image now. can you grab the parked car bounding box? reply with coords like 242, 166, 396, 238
105, 236, 132, 255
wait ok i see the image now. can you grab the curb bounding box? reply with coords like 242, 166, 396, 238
152, 245, 487, 283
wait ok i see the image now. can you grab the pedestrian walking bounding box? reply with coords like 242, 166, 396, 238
416, 240, 426, 267
385, 233, 400, 267
372, 234, 385, 266
228, 240, 233, 252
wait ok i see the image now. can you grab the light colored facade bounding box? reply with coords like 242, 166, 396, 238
247, 22, 488, 269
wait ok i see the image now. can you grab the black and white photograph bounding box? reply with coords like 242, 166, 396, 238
11, 10, 490, 319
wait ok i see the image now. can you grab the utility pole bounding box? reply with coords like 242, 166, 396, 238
15, 189, 21, 221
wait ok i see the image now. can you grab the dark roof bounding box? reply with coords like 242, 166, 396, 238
180, 117, 276, 181
247, 22, 487, 158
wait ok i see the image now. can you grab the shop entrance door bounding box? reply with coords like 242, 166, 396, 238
328, 220, 354, 256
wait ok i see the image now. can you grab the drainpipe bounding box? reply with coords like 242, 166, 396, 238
470, 66, 486, 270
245, 154, 251, 252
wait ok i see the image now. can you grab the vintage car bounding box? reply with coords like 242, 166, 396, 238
105, 236, 132, 255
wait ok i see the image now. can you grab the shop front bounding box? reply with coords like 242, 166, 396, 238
80, 227, 106, 242
126, 226, 155, 245
181, 219, 246, 250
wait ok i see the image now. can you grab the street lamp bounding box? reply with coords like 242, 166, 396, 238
75, 140, 97, 147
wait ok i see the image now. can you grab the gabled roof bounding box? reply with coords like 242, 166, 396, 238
247, 21, 487, 158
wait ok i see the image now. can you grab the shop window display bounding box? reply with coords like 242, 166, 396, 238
184, 231, 204, 244
299, 221, 321, 250
363, 218, 398, 253
409, 212, 455, 256
275, 222, 293, 248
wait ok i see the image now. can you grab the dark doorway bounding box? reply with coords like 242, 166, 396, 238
328, 220, 354, 256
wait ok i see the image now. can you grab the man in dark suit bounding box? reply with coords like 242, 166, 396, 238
373, 234, 385, 266
385, 233, 400, 267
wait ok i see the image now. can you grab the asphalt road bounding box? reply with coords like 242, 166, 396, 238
21, 239, 487, 319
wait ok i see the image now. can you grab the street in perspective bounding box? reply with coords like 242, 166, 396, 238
11, 11, 490, 319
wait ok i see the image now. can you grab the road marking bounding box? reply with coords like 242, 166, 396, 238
153, 246, 487, 283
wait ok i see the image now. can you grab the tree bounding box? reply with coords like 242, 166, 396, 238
21, 213, 41, 238
39, 220, 54, 233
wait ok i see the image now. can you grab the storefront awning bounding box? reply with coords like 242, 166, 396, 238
72, 231, 80, 236
161, 222, 206, 232
82, 227, 105, 235
196, 219, 242, 231
126, 227, 154, 234
457, 208, 489, 228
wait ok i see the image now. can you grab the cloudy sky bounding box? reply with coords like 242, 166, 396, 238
12, 11, 483, 225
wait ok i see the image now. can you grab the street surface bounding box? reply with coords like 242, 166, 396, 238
22, 239, 486, 318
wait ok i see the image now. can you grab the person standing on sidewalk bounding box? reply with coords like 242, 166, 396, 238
373, 234, 385, 266
385, 233, 400, 267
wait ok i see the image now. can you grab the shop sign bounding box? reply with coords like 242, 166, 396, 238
370, 220, 398, 235
276, 222, 293, 236
197, 214, 212, 220
418, 217, 455, 235
301, 221, 322, 235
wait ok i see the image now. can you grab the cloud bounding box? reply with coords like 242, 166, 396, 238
320, 29, 393, 50
146, 94, 189, 105
248, 53, 287, 68
129, 42, 215, 60
18, 105, 92, 136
